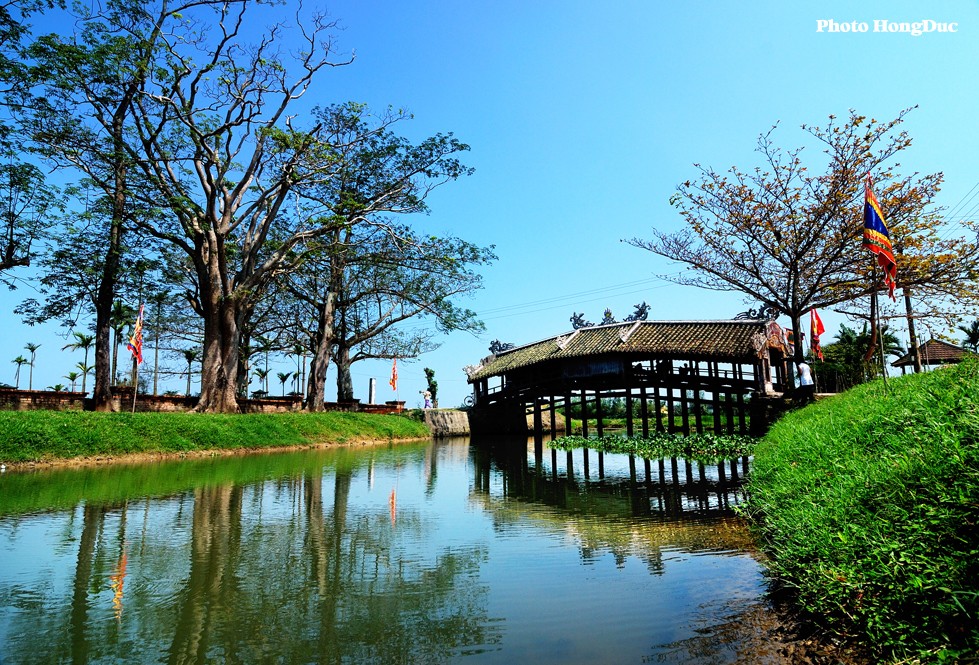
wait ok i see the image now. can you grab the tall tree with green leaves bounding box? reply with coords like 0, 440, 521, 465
64, 370, 79, 391
328, 227, 492, 403
282, 104, 478, 410
75, 361, 92, 390
277, 372, 291, 398
25, 0, 213, 410
109, 300, 135, 384
181, 348, 198, 397
424, 368, 438, 408
0, 1, 63, 284
105, 4, 358, 413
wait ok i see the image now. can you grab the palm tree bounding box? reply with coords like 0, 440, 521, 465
11, 355, 28, 389
47, 383, 66, 392
253, 368, 271, 396
821, 323, 906, 391
292, 344, 306, 397
65, 371, 81, 391
181, 349, 199, 396
24, 343, 40, 390
959, 319, 979, 352
62, 332, 95, 393
76, 361, 93, 391
254, 336, 275, 392
277, 371, 291, 397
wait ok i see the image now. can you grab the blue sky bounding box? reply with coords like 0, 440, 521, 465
4, 0, 979, 406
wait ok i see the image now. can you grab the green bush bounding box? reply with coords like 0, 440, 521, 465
743, 359, 979, 662
549, 431, 755, 463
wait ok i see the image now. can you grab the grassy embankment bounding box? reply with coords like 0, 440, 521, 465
0, 410, 430, 465
744, 358, 979, 662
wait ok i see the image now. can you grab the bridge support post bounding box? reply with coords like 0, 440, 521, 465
641, 387, 650, 438
564, 390, 573, 437
626, 390, 634, 437
533, 398, 543, 460
581, 390, 589, 438
595, 391, 604, 438
549, 398, 557, 441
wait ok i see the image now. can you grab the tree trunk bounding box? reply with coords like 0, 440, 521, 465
903, 286, 922, 373
305, 291, 336, 411
92, 99, 129, 411
195, 288, 243, 414
93, 299, 117, 411
335, 342, 354, 402
111, 326, 119, 384
237, 330, 251, 398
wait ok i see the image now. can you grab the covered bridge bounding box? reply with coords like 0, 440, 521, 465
466, 319, 793, 438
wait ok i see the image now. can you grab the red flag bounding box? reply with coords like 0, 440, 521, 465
389, 358, 398, 391
127, 305, 144, 365
810, 309, 825, 361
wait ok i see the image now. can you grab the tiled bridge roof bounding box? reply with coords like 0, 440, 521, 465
468, 319, 773, 382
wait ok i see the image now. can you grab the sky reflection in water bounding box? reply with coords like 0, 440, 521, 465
0, 438, 769, 664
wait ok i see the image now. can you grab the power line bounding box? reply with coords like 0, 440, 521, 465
475, 276, 669, 315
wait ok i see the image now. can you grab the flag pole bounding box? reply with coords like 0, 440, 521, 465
132, 357, 138, 413
866, 265, 890, 393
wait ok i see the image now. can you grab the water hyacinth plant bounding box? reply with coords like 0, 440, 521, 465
548, 431, 755, 463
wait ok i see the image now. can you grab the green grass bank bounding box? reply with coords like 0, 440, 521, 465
0, 410, 430, 465
744, 358, 979, 662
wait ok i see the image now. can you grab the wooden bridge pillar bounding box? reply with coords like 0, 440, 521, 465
595, 390, 604, 438
533, 398, 543, 459
581, 390, 589, 438
626, 391, 634, 437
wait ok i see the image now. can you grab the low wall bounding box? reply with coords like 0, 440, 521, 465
0, 388, 406, 416
423, 409, 471, 437
0, 389, 87, 411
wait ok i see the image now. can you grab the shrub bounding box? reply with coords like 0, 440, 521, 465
743, 359, 979, 661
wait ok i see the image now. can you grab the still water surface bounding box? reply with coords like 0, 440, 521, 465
0, 438, 778, 664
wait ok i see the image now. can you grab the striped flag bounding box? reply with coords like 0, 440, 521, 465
127, 305, 144, 365
389, 357, 398, 391
863, 175, 898, 300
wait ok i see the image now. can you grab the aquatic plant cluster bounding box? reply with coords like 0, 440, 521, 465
744, 358, 979, 662
548, 431, 755, 463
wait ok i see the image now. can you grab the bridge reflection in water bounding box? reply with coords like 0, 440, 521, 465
471, 438, 749, 521
1, 438, 779, 664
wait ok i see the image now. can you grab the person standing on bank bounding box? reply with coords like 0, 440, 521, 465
796, 361, 815, 404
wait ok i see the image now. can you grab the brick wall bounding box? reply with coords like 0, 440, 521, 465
0, 388, 407, 415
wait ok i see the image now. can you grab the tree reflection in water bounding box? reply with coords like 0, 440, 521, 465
0, 439, 778, 664
0, 445, 496, 664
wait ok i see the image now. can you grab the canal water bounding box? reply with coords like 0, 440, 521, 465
0, 437, 790, 664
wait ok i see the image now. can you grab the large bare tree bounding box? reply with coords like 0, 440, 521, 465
26, 0, 237, 409
627, 109, 977, 362
120, 3, 355, 412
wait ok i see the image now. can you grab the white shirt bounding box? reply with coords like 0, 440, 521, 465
797, 362, 814, 386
